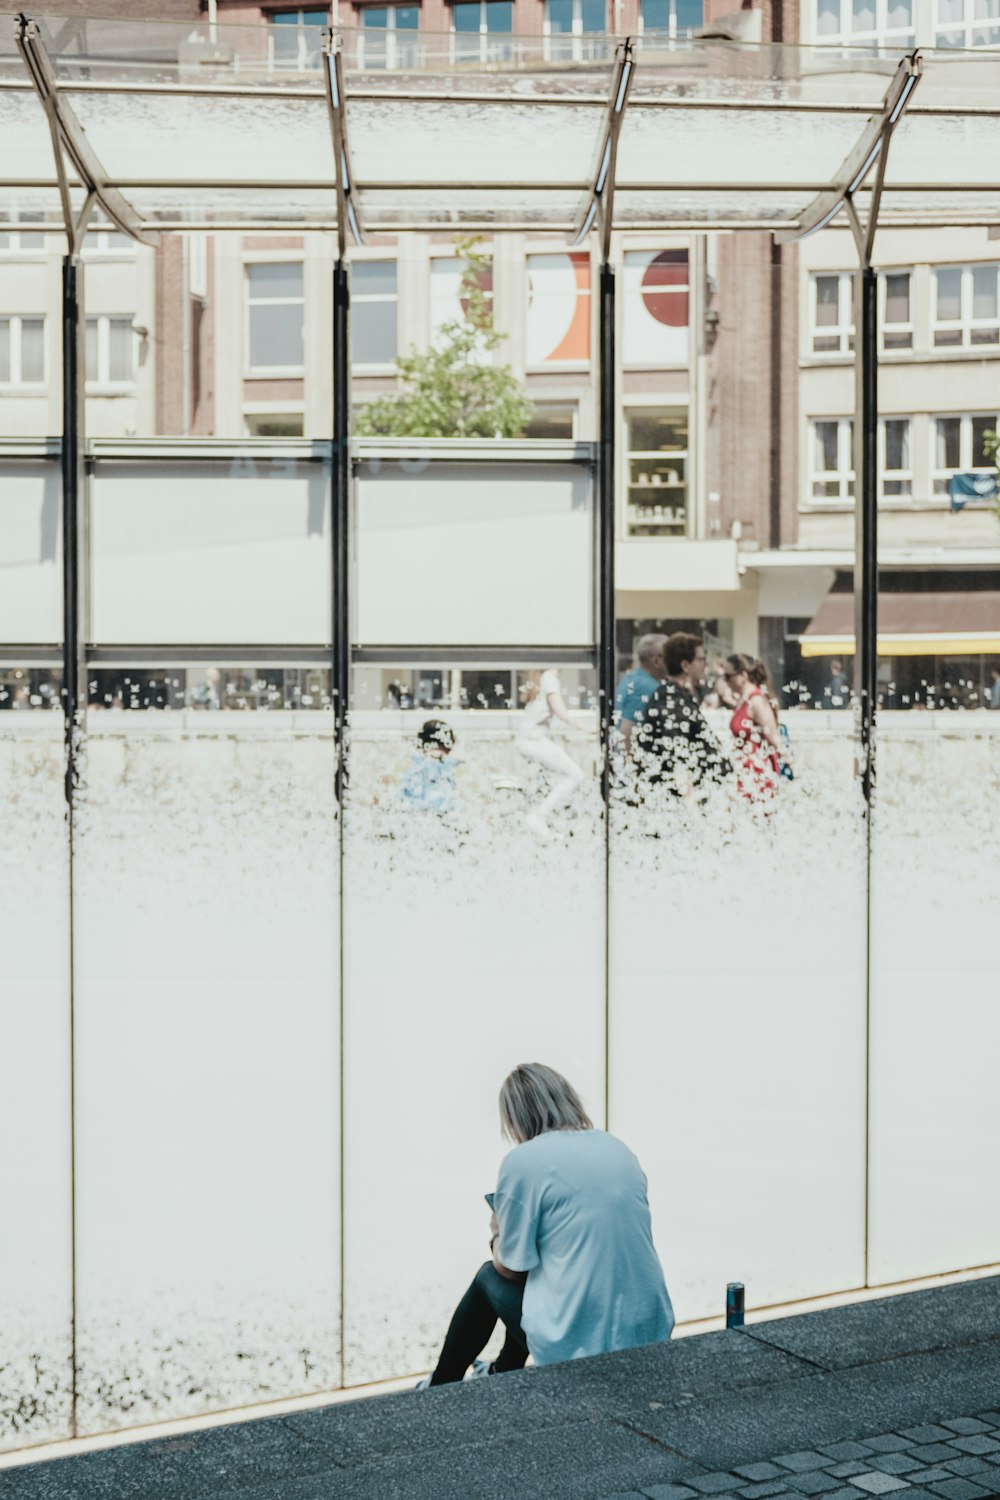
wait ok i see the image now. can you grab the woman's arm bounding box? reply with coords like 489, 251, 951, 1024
490, 1210, 528, 1283
748, 693, 781, 751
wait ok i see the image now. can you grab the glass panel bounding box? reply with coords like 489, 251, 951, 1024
249, 301, 304, 369
642, 0, 671, 23
938, 0, 965, 21
623, 251, 689, 367
817, 0, 842, 32
547, 0, 574, 29
525, 402, 577, 438
0, 460, 62, 643
971, 416, 995, 467
343, 658, 603, 1382
352, 260, 397, 298
0, 318, 8, 382
355, 458, 593, 645
676, 0, 705, 28
884, 272, 909, 325
526, 252, 591, 365
453, 2, 481, 29
887, 0, 912, 24
89, 454, 331, 645
935, 267, 962, 323
485, 0, 513, 25
936, 417, 961, 470
626, 409, 688, 536
247, 261, 304, 301
244, 412, 305, 438
20, 318, 44, 383
971, 265, 997, 321
352, 298, 397, 366
816, 275, 840, 327
815, 420, 839, 473
86, 319, 99, 383
581, 0, 607, 27
74, 705, 340, 1427
884, 418, 909, 472
108, 319, 134, 382
0, 709, 72, 1448
851, 0, 876, 28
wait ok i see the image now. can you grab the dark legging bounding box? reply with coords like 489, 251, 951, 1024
429, 1261, 530, 1385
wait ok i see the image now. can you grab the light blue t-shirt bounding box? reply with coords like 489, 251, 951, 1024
495, 1129, 674, 1366
614, 668, 661, 728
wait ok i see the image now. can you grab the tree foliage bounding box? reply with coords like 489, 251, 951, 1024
353, 238, 533, 439
986, 428, 1000, 526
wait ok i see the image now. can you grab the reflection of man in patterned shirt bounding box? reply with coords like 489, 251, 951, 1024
636, 632, 730, 796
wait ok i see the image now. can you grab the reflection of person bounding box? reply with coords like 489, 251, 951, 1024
990, 666, 1000, 710
421, 1064, 674, 1387
190, 667, 222, 711
637, 633, 729, 797
825, 657, 850, 709
723, 654, 782, 801
397, 719, 461, 814
613, 634, 666, 754
515, 669, 584, 841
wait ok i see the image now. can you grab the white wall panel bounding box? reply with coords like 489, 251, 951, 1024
90, 460, 330, 643
72, 726, 340, 1431
355, 462, 593, 646
342, 721, 605, 1384
610, 726, 868, 1321
0, 461, 61, 643
869, 721, 1000, 1284
0, 722, 72, 1450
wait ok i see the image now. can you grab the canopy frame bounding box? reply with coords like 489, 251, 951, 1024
322, 31, 363, 256
571, 38, 635, 259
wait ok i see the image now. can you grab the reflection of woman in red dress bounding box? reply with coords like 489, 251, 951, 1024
722, 654, 782, 802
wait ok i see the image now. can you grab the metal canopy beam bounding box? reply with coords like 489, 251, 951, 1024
15, 14, 159, 251
571, 39, 634, 258
322, 31, 363, 254
776, 51, 922, 250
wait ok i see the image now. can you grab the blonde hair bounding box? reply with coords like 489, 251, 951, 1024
499, 1063, 593, 1144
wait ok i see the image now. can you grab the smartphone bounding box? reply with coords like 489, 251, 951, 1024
485, 1192, 495, 1210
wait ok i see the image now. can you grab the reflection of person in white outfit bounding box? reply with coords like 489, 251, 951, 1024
515, 669, 584, 841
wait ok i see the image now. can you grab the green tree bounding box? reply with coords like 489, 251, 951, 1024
986, 428, 1000, 526
354, 238, 533, 439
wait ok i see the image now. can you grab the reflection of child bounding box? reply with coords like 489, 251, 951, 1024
397, 720, 461, 814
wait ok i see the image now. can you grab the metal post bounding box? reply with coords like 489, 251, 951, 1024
598, 261, 616, 804
332, 258, 350, 804
726, 1281, 745, 1328
62, 255, 85, 803
853, 265, 878, 804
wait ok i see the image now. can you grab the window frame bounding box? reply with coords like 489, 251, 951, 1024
622, 400, 691, 539
0, 222, 46, 255
879, 416, 913, 500
266, 8, 330, 71
85, 314, 138, 392
543, 0, 608, 62
350, 256, 399, 371
637, 0, 704, 38
0, 314, 47, 388
525, 400, 580, 440
244, 256, 306, 377
934, 0, 1000, 47
358, 6, 421, 71
809, 271, 854, 357
812, 0, 915, 45
932, 263, 1000, 350
450, 0, 514, 63
931, 411, 1000, 495
808, 417, 855, 505
242, 406, 307, 437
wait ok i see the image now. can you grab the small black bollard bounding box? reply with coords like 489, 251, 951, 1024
726, 1282, 745, 1329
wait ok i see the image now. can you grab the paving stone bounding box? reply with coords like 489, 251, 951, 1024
908, 1446, 964, 1464
866, 1438, 913, 1456
774, 1453, 830, 1474
850, 1475, 912, 1495
942, 1421, 993, 1437
785, 1473, 843, 1495
829, 1464, 872, 1479
688, 1476, 744, 1496
826, 1491, 875, 1500
737, 1484, 793, 1499
735, 1465, 787, 1484
870, 1455, 924, 1475
601, 1492, 648, 1498
903, 1430, 960, 1447
910, 1471, 962, 1485
641, 1487, 699, 1500
974, 1413, 1000, 1427
925, 1481, 994, 1500
950, 1437, 1000, 1456
820, 1445, 877, 1463
943, 1459, 995, 1478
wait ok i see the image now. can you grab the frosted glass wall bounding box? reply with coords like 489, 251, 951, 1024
0, 459, 61, 645
0, 720, 73, 1452
609, 719, 868, 1320
71, 720, 341, 1431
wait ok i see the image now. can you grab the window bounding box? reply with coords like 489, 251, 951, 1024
933, 413, 1000, 494
83, 228, 132, 255
0, 217, 45, 253
430, 256, 493, 349
359, 7, 420, 70
244, 412, 305, 437
882, 271, 912, 350
452, 0, 513, 62
245, 261, 304, 372
933, 265, 999, 348
639, 0, 703, 35
0, 316, 45, 385
544, 0, 607, 61
810, 419, 854, 502
526, 253, 591, 366
86, 317, 137, 388
881, 418, 912, 497
623, 250, 689, 367
811, 273, 854, 355
351, 260, 397, 367
625, 407, 688, 536
814, 0, 914, 43
936, 0, 1000, 46
267, 9, 328, 69
525, 402, 577, 439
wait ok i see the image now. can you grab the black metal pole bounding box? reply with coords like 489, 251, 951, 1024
332, 258, 350, 804
598, 262, 616, 804
853, 265, 878, 803
62, 255, 85, 804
